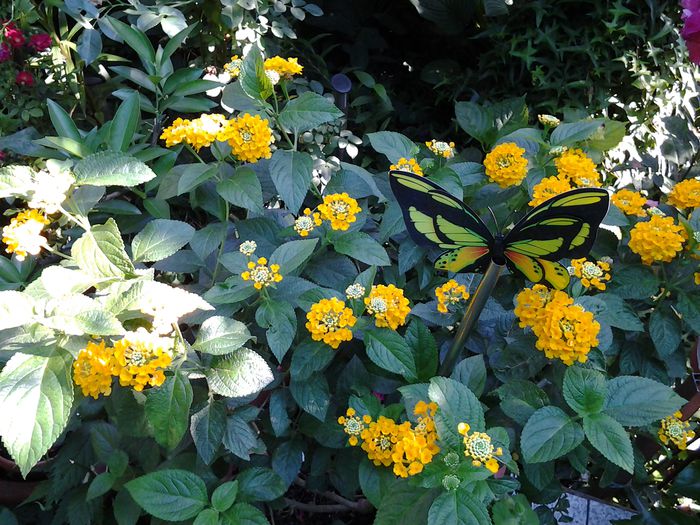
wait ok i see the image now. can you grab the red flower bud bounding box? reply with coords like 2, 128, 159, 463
4, 23, 25, 48
15, 71, 34, 87
28, 33, 52, 52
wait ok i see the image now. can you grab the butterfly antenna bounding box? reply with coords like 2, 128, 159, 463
487, 207, 500, 231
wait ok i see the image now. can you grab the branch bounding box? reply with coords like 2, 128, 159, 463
283, 498, 353, 513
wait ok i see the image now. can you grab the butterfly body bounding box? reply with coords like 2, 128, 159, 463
389, 170, 610, 289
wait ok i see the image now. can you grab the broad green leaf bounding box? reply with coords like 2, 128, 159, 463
87, 472, 117, 501
161, 24, 198, 62
193, 509, 220, 525
0, 350, 73, 477
490, 495, 539, 525
451, 355, 486, 398
132, 219, 195, 262
277, 91, 343, 133
290, 339, 335, 381
72, 219, 135, 279
222, 415, 257, 460
0, 164, 33, 197
670, 461, 700, 500
520, 406, 584, 463
269, 390, 291, 437
236, 467, 286, 502
42, 295, 125, 336
107, 17, 156, 66
677, 292, 700, 334
367, 131, 418, 163
193, 316, 253, 355
563, 366, 607, 416
455, 101, 491, 144
47, 99, 81, 141
583, 413, 633, 473
74, 151, 156, 187
332, 232, 391, 266
428, 490, 491, 525
550, 120, 603, 146
289, 372, 330, 421
604, 376, 685, 426
270, 239, 318, 274
172, 79, 221, 97
211, 480, 239, 512
649, 308, 682, 357
269, 150, 313, 215
113, 490, 142, 525
428, 377, 484, 448
365, 329, 417, 381
374, 480, 437, 525
405, 320, 438, 381
271, 440, 304, 486
205, 349, 273, 398
607, 265, 659, 299
76, 28, 102, 65
220, 503, 269, 525
125, 469, 207, 521
577, 293, 643, 331
255, 301, 296, 361
190, 401, 226, 464
109, 92, 141, 152
216, 167, 264, 213
0, 291, 35, 330
145, 372, 193, 450
239, 49, 272, 101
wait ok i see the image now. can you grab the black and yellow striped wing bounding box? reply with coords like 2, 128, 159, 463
503, 188, 609, 289
389, 170, 494, 273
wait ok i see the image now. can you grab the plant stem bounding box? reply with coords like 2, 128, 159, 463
211, 201, 230, 284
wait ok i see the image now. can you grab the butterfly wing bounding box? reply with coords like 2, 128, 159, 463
503, 188, 610, 289
389, 170, 494, 273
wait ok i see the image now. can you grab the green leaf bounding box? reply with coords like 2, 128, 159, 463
405, 320, 438, 381
220, 502, 270, 525
205, 349, 273, 398
290, 340, 335, 381
270, 239, 318, 274
125, 469, 208, 521
217, 167, 264, 213
604, 376, 685, 426
455, 101, 491, 144
563, 366, 607, 416
677, 292, 700, 334
269, 150, 313, 215
236, 467, 286, 502
74, 151, 156, 187
520, 406, 584, 463
239, 49, 272, 101
193, 316, 253, 355
255, 301, 297, 361
190, 401, 226, 464
578, 293, 643, 331
277, 91, 343, 133
107, 17, 156, 66
172, 79, 221, 97
649, 308, 682, 357
131, 219, 195, 262
87, 472, 117, 500
72, 219, 135, 279
109, 92, 141, 152
145, 372, 193, 450
607, 265, 659, 299
451, 355, 487, 398
583, 412, 633, 473
491, 495, 539, 525
374, 480, 437, 525
367, 131, 418, 163
0, 291, 35, 330
332, 232, 391, 266
0, 350, 73, 477
193, 509, 220, 525
428, 377, 484, 449
271, 440, 304, 486
365, 329, 417, 381
223, 415, 257, 460
47, 99, 81, 141
428, 490, 491, 525
289, 372, 330, 421
76, 27, 102, 65
670, 461, 700, 500
550, 120, 603, 146
161, 23, 197, 62
211, 480, 239, 512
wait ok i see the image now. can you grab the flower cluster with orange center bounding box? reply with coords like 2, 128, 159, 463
569, 258, 611, 291
515, 285, 600, 365
435, 279, 470, 313
305, 297, 357, 349
628, 215, 687, 265
483, 142, 529, 188
457, 422, 503, 474
339, 402, 440, 478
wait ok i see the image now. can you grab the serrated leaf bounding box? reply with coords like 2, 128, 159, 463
365, 329, 417, 381
332, 232, 390, 266
649, 308, 681, 357
220, 502, 269, 525
583, 413, 634, 473
604, 376, 685, 426
222, 415, 257, 460
132, 219, 195, 262
190, 401, 226, 464
455, 101, 491, 144
74, 151, 156, 187
72, 219, 135, 279
269, 150, 313, 215
289, 372, 330, 421
277, 91, 343, 133
211, 480, 239, 513
205, 349, 273, 398
236, 467, 286, 502
563, 366, 607, 416
193, 316, 253, 355
550, 120, 603, 146
145, 372, 193, 450
428, 377, 484, 449
125, 469, 207, 521
216, 167, 264, 213
270, 238, 318, 274
520, 406, 584, 463
0, 350, 74, 477
428, 490, 491, 525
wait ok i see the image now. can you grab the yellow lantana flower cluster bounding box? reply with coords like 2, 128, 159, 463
435, 279, 470, 313
529, 148, 601, 207
515, 285, 599, 365
389, 157, 423, 176
305, 297, 357, 349
263, 56, 303, 79
365, 284, 411, 330
241, 257, 283, 290
160, 113, 273, 162
73, 340, 114, 399
425, 139, 456, 159
457, 423, 502, 474
667, 178, 700, 210
2, 209, 50, 261
628, 215, 687, 265
570, 258, 611, 291
341, 402, 440, 478
294, 208, 322, 237
73, 330, 173, 397
483, 142, 529, 188
316, 193, 361, 231
611, 189, 647, 216
224, 55, 242, 77
658, 412, 695, 450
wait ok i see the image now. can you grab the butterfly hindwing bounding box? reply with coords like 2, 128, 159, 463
389, 171, 494, 272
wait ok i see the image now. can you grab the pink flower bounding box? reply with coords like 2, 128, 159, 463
28, 33, 52, 52
4, 22, 25, 48
0, 42, 10, 62
15, 71, 34, 87
682, 0, 700, 64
